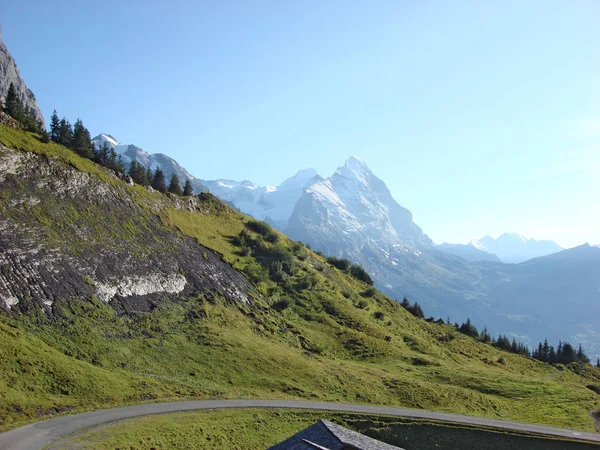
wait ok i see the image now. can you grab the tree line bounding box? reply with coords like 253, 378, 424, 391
2, 82, 48, 138
3, 86, 195, 198
396, 294, 597, 367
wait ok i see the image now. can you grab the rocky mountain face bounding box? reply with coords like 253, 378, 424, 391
437, 242, 501, 262
0, 142, 254, 316
91, 133, 206, 193
0, 33, 45, 126
286, 156, 433, 263
469, 233, 563, 263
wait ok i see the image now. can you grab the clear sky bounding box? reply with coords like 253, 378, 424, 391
3, 1, 599, 248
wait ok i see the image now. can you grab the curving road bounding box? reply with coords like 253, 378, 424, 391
0, 399, 599, 449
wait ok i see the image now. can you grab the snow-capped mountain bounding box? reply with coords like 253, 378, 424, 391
286, 156, 432, 258
91, 134, 206, 193
470, 233, 563, 263
202, 168, 321, 229
437, 242, 501, 263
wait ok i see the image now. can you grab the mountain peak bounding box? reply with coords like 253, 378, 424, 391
292, 167, 320, 180
92, 133, 120, 149
345, 155, 368, 170
334, 156, 371, 185
498, 232, 528, 243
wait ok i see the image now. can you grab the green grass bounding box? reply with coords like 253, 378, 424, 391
47, 408, 600, 450
1, 124, 599, 434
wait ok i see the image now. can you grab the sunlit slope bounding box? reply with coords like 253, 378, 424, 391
0, 125, 598, 433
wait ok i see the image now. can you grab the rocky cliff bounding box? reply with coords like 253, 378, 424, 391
0, 33, 45, 126
0, 141, 255, 316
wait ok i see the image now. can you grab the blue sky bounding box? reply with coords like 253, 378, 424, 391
3, 1, 599, 248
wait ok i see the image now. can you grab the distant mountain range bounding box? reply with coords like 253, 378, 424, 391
91, 134, 206, 193
439, 234, 563, 263
89, 134, 600, 358
437, 242, 501, 262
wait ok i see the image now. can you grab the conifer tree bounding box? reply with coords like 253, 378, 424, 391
146, 167, 153, 185
168, 174, 183, 195
94, 142, 110, 167
57, 118, 73, 148
596, 358, 599, 368
71, 119, 93, 159
151, 168, 167, 193
576, 344, 589, 363
400, 297, 410, 310
49, 110, 60, 142
182, 179, 193, 196
3, 82, 22, 119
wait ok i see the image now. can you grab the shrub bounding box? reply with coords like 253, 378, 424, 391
246, 219, 279, 243
350, 264, 373, 285
326, 256, 351, 272
355, 299, 368, 309
373, 311, 385, 320
272, 298, 292, 311
361, 287, 377, 297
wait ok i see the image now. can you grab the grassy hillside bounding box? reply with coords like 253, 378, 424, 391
0, 125, 599, 433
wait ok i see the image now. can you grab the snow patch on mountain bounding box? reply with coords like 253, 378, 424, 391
202, 168, 321, 229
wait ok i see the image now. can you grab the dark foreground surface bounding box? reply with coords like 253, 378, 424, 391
0, 399, 598, 450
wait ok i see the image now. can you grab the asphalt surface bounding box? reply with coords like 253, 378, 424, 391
0, 399, 599, 449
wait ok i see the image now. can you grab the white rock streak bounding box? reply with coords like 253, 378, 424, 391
2, 295, 20, 309
95, 273, 187, 303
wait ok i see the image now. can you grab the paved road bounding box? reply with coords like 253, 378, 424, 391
0, 399, 599, 449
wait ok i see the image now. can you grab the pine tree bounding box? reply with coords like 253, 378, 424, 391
146, 168, 153, 185
410, 301, 424, 319
458, 318, 479, 338
94, 142, 110, 167
71, 119, 93, 159
3, 82, 22, 120
548, 346, 556, 364
596, 358, 599, 368
114, 155, 124, 174
49, 110, 60, 142
400, 297, 410, 310
576, 344, 589, 364
168, 174, 183, 195
151, 168, 167, 193
182, 179, 193, 196
57, 118, 73, 148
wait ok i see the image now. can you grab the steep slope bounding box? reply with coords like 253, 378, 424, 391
91, 133, 206, 193
201, 156, 600, 359
0, 33, 45, 126
1, 125, 598, 433
202, 168, 321, 229
438, 242, 501, 262
471, 233, 563, 263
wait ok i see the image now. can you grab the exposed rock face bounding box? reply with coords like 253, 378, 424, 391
0, 33, 45, 126
287, 156, 433, 257
0, 144, 255, 316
